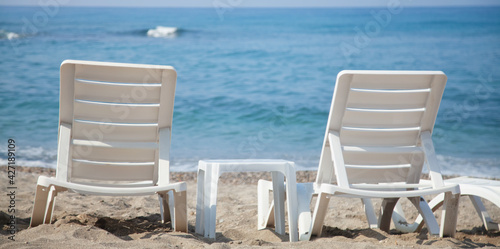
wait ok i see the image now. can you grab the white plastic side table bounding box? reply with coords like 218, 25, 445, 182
195, 159, 298, 242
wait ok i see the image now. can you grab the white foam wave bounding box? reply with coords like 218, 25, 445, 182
0, 30, 20, 40
436, 155, 500, 178
147, 26, 178, 38
0, 146, 56, 168
2, 144, 498, 179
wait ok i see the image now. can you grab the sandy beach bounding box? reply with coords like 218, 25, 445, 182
1, 166, 499, 248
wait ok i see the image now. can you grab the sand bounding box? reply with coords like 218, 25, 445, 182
1, 166, 499, 248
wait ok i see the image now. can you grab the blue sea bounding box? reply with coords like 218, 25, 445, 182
0, 6, 499, 177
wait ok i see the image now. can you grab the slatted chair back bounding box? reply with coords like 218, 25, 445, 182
315, 71, 447, 187
57, 60, 177, 186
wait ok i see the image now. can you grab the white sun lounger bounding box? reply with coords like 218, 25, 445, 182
393, 176, 500, 233
30, 60, 187, 232
258, 70, 461, 240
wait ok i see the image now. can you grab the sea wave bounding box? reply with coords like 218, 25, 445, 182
147, 26, 178, 38
0, 30, 20, 40
1, 141, 498, 179
0, 146, 57, 168
436, 155, 500, 179
1, 146, 498, 179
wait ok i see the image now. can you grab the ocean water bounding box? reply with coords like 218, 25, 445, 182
0, 6, 499, 177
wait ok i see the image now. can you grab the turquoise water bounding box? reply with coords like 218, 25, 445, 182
0, 6, 499, 177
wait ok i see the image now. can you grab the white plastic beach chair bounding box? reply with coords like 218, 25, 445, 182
258, 70, 461, 240
30, 60, 187, 232
392, 176, 500, 233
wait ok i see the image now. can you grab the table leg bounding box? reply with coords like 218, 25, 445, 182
207, 165, 220, 239
271, 171, 285, 235
195, 167, 205, 235
284, 165, 298, 242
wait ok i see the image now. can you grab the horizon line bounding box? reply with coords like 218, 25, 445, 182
2, 4, 500, 8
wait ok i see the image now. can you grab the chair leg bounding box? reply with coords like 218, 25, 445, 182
440, 192, 460, 237
172, 190, 188, 232
393, 193, 454, 234
309, 192, 330, 239
361, 198, 378, 229
469, 195, 499, 231
30, 185, 51, 227
379, 198, 399, 232
44, 186, 58, 224
158, 191, 171, 223
392, 200, 420, 233
409, 196, 440, 236
415, 193, 445, 232
257, 179, 275, 230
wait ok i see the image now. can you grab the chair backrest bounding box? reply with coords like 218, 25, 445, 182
315, 70, 447, 187
55, 60, 177, 186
